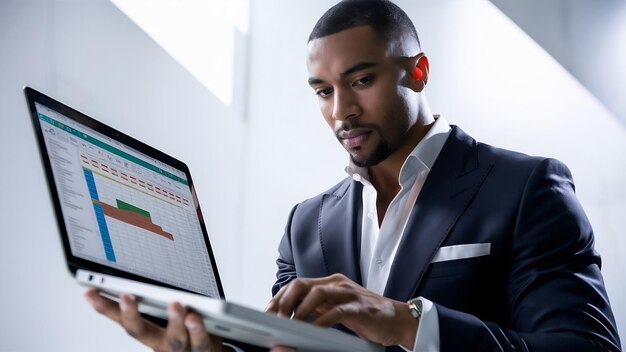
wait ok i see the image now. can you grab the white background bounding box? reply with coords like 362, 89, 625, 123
1, 0, 624, 350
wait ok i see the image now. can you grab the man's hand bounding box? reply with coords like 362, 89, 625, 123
265, 273, 418, 349
85, 288, 223, 352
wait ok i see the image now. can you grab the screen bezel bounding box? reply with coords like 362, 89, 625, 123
24, 86, 226, 299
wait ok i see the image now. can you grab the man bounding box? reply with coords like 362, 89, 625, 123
87, 1, 621, 351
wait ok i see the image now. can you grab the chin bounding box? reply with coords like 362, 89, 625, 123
345, 136, 391, 167
351, 144, 391, 167
350, 153, 378, 168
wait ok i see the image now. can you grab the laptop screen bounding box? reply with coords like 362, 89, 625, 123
34, 100, 221, 298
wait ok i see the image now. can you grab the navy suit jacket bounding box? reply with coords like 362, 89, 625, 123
272, 126, 621, 351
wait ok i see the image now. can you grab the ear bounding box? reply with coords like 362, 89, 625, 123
408, 53, 429, 92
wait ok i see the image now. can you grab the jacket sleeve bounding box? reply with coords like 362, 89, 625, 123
272, 204, 299, 296
437, 158, 621, 352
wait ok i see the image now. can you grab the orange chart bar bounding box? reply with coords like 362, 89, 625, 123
92, 199, 174, 241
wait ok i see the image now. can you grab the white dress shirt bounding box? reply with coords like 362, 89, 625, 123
345, 116, 451, 352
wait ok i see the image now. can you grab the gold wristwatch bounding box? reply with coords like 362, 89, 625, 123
407, 297, 423, 320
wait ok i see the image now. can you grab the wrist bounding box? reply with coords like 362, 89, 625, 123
395, 299, 419, 349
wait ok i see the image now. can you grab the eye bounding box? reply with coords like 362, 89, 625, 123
315, 87, 333, 98
353, 75, 373, 87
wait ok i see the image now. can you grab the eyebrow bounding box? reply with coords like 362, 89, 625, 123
308, 62, 378, 85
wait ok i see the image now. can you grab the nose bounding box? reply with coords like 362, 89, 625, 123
331, 88, 360, 121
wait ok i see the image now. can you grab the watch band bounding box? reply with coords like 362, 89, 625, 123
407, 297, 423, 320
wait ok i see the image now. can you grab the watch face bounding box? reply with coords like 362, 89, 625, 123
408, 298, 422, 319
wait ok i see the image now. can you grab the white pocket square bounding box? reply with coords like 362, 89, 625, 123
431, 243, 491, 263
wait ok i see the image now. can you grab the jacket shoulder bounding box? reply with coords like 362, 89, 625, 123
475, 140, 572, 181
293, 176, 352, 217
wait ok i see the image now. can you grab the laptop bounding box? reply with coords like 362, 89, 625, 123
24, 86, 383, 352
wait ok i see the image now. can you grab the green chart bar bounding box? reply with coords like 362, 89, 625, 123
116, 199, 151, 219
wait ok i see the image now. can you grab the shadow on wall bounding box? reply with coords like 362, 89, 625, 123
110, 0, 251, 109
489, 0, 626, 128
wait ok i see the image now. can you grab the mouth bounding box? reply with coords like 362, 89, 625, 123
338, 129, 372, 149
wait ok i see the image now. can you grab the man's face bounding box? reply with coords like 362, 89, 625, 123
307, 26, 417, 167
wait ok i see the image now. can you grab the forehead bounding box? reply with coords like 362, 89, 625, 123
306, 26, 390, 77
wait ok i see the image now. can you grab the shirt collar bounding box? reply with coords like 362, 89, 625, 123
345, 115, 451, 187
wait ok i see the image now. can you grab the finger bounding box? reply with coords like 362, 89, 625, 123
268, 274, 354, 316
85, 289, 121, 323
184, 312, 218, 352
293, 286, 354, 321
265, 299, 277, 313
313, 303, 358, 328
276, 276, 345, 316
266, 279, 301, 314
119, 294, 162, 347
270, 346, 296, 352
161, 302, 190, 351
265, 285, 289, 313
277, 278, 319, 318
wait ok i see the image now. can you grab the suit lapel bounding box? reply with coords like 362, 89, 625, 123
318, 179, 364, 285
383, 126, 493, 301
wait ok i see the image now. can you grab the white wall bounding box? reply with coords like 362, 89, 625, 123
1, 0, 624, 350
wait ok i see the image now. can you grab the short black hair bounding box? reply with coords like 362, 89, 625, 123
308, 0, 420, 49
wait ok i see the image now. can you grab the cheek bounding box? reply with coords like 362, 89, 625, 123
357, 90, 383, 118
359, 88, 399, 124
359, 78, 402, 113
388, 87, 417, 126
320, 101, 330, 117
377, 88, 416, 140
396, 86, 416, 115
319, 101, 336, 129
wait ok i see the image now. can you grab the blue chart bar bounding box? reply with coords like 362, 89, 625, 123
83, 168, 116, 262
